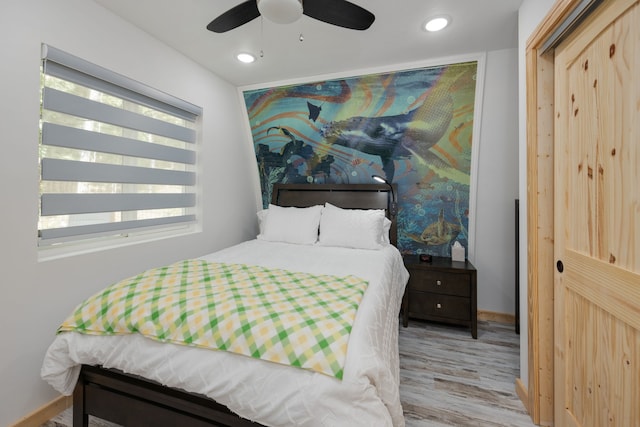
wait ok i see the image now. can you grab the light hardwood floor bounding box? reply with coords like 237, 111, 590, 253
400, 320, 533, 426
43, 320, 533, 427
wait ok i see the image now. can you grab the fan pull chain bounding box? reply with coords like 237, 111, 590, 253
260, 16, 265, 58
299, 33, 304, 42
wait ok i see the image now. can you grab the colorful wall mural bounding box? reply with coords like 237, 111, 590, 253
242, 61, 478, 256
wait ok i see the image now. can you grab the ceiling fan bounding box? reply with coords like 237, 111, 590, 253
206, 0, 375, 33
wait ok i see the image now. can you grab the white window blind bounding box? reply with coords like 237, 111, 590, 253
38, 44, 202, 246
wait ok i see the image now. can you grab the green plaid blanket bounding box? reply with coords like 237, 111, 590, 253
58, 259, 368, 379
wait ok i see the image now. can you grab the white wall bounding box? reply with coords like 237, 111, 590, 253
0, 1, 258, 425
517, 0, 557, 389
474, 48, 519, 316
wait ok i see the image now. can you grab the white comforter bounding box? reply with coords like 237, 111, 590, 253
41, 240, 409, 426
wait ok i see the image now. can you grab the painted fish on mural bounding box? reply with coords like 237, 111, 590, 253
319, 114, 411, 180
419, 208, 461, 246
307, 101, 322, 122
319, 78, 454, 181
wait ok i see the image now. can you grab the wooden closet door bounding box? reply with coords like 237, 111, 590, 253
553, 0, 640, 426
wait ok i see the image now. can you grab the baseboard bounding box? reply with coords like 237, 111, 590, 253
478, 310, 516, 325
515, 377, 530, 414
9, 395, 72, 427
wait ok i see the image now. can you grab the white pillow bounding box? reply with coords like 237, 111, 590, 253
257, 204, 322, 245
382, 217, 392, 244
323, 203, 392, 244
323, 204, 391, 243
319, 203, 386, 250
256, 209, 268, 234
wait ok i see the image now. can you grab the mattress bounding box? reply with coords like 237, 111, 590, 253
41, 239, 409, 426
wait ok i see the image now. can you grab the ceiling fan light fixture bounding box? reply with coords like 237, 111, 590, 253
424, 16, 450, 32
257, 0, 303, 24
236, 52, 256, 63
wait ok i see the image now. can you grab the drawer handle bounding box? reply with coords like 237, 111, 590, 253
436, 303, 442, 309
436, 280, 442, 286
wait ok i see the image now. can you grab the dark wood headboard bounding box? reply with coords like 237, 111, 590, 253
271, 183, 398, 246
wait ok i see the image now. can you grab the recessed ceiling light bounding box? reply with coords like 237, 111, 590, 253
236, 52, 256, 63
424, 16, 450, 32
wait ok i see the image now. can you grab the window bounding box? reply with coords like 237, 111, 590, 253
38, 45, 201, 248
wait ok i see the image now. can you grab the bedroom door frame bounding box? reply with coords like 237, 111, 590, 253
524, 0, 640, 424
522, 0, 604, 425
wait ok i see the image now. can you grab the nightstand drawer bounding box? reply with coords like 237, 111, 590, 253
408, 292, 471, 321
408, 270, 470, 296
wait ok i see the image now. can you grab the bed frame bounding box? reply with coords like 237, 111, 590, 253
72, 183, 397, 427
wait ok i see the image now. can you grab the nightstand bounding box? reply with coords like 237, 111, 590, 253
401, 255, 477, 339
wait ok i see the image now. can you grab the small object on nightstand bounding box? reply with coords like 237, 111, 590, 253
451, 241, 465, 262
419, 254, 432, 263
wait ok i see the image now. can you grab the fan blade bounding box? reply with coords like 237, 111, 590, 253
302, 0, 374, 30
206, 1, 260, 33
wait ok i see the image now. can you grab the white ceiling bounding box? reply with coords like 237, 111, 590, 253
93, 0, 523, 87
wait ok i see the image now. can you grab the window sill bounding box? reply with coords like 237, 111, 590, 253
37, 226, 199, 262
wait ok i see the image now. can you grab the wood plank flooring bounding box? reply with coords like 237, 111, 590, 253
42, 320, 533, 427
399, 320, 533, 426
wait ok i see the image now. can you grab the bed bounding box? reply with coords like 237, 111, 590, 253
41, 183, 409, 427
